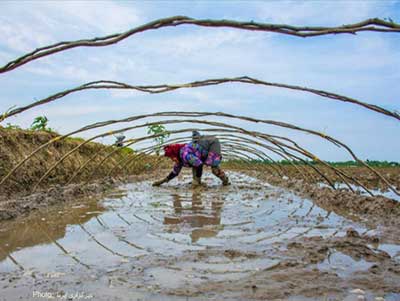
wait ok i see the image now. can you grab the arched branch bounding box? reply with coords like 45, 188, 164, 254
2, 77, 398, 122
1, 16, 399, 74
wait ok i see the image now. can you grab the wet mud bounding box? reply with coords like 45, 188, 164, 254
227, 165, 400, 193
0, 179, 114, 222
0, 171, 399, 300
246, 170, 400, 243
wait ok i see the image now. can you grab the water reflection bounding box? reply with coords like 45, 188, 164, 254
0, 197, 105, 265
164, 191, 223, 243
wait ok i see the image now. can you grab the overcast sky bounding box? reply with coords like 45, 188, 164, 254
0, 0, 399, 161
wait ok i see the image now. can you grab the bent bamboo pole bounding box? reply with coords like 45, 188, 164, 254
2, 110, 385, 191
1, 113, 393, 196
3, 78, 398, 122
116, 135, 283, 179
1, 16, 398, 74
99, 126, 337, 189
118, 134, 284, 177
93, 130, 304, 182
1, 111, 347, 186
32, 119, 369, 194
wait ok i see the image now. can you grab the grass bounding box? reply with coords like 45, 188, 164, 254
118, 147, 135, 155
65, 136, 85, 143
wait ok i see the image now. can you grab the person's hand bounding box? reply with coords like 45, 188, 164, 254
152, 178, 167, 187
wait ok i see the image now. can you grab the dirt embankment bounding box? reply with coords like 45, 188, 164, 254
242, 168, 400, 240
0, 128, 162, 220
224, 163, 400, 192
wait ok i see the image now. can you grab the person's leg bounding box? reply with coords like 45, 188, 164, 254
192, 167, 196, 181
182, 150, 202, 187
192, 165, 203, 187
211, 166, 230, 185
206, 152, 230, 185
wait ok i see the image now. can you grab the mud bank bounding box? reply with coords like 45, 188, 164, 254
0, 171, 399, 301
247, 170, 400, 218
0, 172, 162, 222
223, 164, 400, 192
0, 178, 117, 221
0, 127, 157, 197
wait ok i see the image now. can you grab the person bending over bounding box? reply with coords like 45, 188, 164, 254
152, 135, 229, 187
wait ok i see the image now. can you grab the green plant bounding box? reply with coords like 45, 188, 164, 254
65, 136, 85, 143
30, 116, 54, 132
4, 123, 21, 130
119, 147, 135, 155
147, 124, 170, 155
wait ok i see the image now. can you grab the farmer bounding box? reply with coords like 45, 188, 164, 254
152, 132, 230, 187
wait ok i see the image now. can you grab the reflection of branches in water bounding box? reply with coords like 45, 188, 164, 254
116, 237, 146, 251
36, 222, 91, 269
289, 199, 305, 216
116, 213, 132, 226
255, 226, 294, 243
149, 214, 163, 223
95, 216, 108, 230
148, 232, 192, 247
132, 214, 152, 225
305, 203, 315, 217
78, 224, 135, 259
248, 201, 322, 244
105, 203, 133, 226
223, 220, 252, 227
260, 209, 275, 217
94, 214, 146, 252
329, 225, 347, 239
290, 209, 336, 240
0, 245, 24, 271
255, 216, 328, 244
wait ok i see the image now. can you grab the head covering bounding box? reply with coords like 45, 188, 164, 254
164, 144, 185, 159
192, 131, 200, 138
192, 130, 201, 142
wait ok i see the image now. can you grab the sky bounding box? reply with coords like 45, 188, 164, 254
0, 0, 399, 161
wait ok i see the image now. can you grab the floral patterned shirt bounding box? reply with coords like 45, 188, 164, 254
167, 142, 207, 180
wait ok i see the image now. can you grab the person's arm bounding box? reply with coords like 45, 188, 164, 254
152, 162, 183, 186
167, 162, 183, 181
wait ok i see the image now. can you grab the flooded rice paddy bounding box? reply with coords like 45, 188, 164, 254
0, 172, 399, 300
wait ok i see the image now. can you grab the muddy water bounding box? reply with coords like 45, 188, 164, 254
0, 172, 399, 300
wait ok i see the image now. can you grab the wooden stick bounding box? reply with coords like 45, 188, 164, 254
3, 78, 398, 122
1, 16, 399, 74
